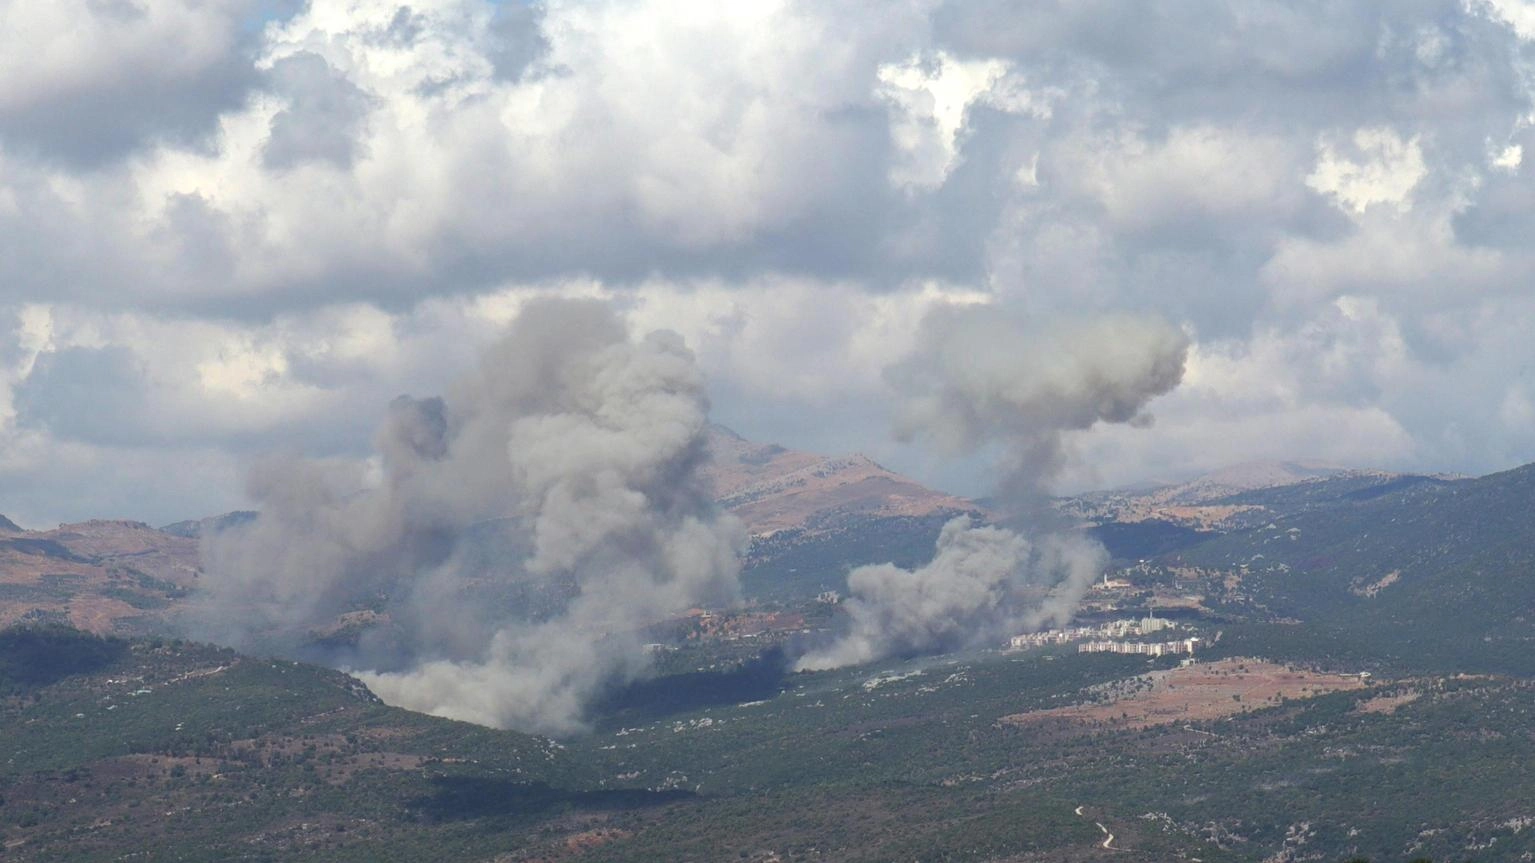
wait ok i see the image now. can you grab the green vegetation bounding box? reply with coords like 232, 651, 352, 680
0, 626, 1237, 861
4, 617, 1534, 861
741, 513, 962, 601
1172, 463, 1535, 676
7, 461, 1535, 861
0, 626, 599, 861
1088, 518, 1217, 561
0, 625, 125, 693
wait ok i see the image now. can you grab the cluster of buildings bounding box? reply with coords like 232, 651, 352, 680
1078, 637, 1201, 657
1007, 614, 1176, 650
1007, 612, 1203, 659
1093, 574, 1135, 591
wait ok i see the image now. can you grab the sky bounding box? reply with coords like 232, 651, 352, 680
3, 0, 1535, 528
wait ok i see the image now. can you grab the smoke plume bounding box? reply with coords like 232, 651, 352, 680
797, 305, 1187, 671
191, 298, 745, 734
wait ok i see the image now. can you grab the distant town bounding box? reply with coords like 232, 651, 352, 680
1008, 611, 1204, 659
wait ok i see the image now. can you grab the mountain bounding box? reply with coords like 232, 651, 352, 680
0, 626, 624, 862
158, 510, 257, 539
0, 428, 973, 631
0, 520, 199, 635
1061, 460, 1451, 531
1151, 459, 1353, 497
701, 425, 973, 537
1165, 461, 1535, 673
700, 426, 983, 600
10, 457, 1535, 861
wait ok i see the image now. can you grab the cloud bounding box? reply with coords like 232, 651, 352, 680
1307, 128, 1427, 214
886, 306, 1189, 488
261, 51, 375, 169
878, 50, 1052, 191
0, 0, 263, 166
1477, 0, 1535, 40
2, 0, 1535, 524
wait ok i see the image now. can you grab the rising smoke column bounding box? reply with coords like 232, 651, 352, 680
193, 298, 745, 734
796, 306, 1188, 671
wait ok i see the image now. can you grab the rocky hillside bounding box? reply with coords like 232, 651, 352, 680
0, 520, 198, 634
701, 425, 974, 537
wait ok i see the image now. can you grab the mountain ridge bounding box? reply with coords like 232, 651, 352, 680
700, 424, 975, 537
1164, 459, 1535, 673
0, 427, 976, 633
1060, 460, 1453, 530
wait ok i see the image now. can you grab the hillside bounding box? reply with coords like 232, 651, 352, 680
8, 449, 1535, 860
10, 615, 1535, 862
158, 511, 257, 539
701, 425, 974, 537
0, 429, 977, 629
0, 626, 650, 862
1060, 460, 1445, 531
0, 625, 1230, 862
1166, 461, 1535, 673
0, 521, 198, 635
16, 620, 1535, 863
704, 425, 983, 600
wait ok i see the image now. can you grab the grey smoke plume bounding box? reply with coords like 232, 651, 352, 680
797, 306, 1187, 671
796, 516, 1105, 670
192, 298, 745, 734
888, 308, 1190, 497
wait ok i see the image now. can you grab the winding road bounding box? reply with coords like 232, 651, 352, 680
1074, 805, 1119, 851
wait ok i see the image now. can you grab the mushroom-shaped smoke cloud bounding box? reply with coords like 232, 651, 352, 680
796, 306, 1188, 671
192, 298, 745, 734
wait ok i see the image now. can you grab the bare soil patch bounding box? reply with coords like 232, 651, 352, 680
1354, 690, 1421, 715
1350, 569, 1401, 598
1001, 658, 1367, 730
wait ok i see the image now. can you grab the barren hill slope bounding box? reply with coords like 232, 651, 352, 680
702, 425, 973, 537
0, 520, 198, 634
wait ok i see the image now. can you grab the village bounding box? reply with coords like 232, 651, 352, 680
1007, 611, 1203, 659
